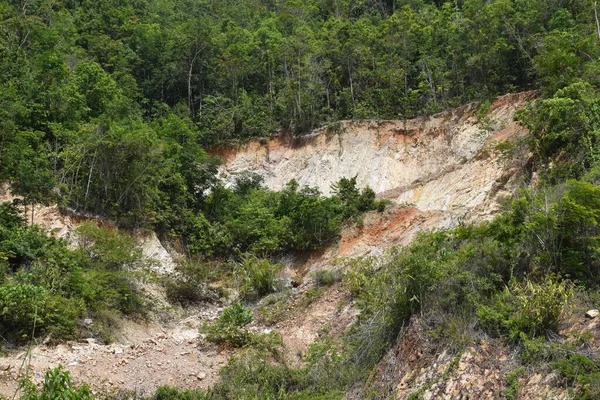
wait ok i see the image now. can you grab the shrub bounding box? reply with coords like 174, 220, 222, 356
20, 366, 93, 400
165, 279, 221, 307
477, 276, 573, 341
209, 347, 340, 399
76, 221, 144, 271
299, 287, 327, 309
79, 269, 146, 318
234, 256, 282, 300
313, 269, 341, 287
553, 354, 600, 398
0, 202, 24, 229
342, 256, 377, 297
255, 291, 292, 326
504, 368, 524, 400
0, 283, 84, 342
164, 261, 223, 307
331, 176, 379, 219
201, 303, 254, 347
0, 283, 47, 340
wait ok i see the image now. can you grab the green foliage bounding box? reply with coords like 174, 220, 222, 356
504, 368, 524, 400
188, 177, 379, 258
298, 287, 327, 309
493, 181, 600, 283
255, 291, 293, 326
313, 269, 341, 287
517, 82, 600, 182
20, 366, 93, 400
0, 213, 146, 343
76, 221, 144, 271
3, 0, 600, 397
0, 202, 25, 228
3, 0, 586, 234
331, 176, 377, 219
210, 347, 343, 400
201, 303, 254, 347
164, 260, 223, 306
235, 256, 283, 300
477, 277, 573, 341
553, 355, 600, 399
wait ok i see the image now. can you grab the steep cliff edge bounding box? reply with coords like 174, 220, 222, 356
214, 91, 535, 257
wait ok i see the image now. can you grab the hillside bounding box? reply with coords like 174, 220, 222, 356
0, 93, 523, 395
2, 0, 600, 399
217, 92, 534, 257
3, 89, 599, 400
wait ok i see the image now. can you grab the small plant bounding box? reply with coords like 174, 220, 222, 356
504, 368, 524, 400
76, 221, 144, 271
164, 261, 223, 306
255, 291, 292, 326
326, 121, 345, 134
341, 256, 378, 297
553, 354, 600, 398
152, 386, 206, 400
476, 100, 492, 122
20, 366, 93, 400
234, 256, 282, 300
477, 276, 573, 341
299, 287, 326, 309
313, 269, 341, 287
201, 303, 254, 347
374, 199, 391, 212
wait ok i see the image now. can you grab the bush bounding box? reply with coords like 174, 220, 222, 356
20, 366, 93, 400
477, 277, 573, 341
255, 291, 293, 326
0, 283, 47, 340
331, 176, 379, 219
201, 303, 254, 347
76, 221, 144, 271
0, 283, 84, 342
165, 279, 221, 307
79, 269, 146, 318
313, 270, 341, 287
553, 354, 600, 398
234, 256, 282, 300
165, 261, 223, 306
209, 347, 344, 400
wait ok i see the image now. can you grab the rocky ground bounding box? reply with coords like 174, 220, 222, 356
0, 307, 229, 397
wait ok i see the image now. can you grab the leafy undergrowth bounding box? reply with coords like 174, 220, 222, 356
0, 211, 149, 346
6, 176, 600, 399
143, 177, 600, 399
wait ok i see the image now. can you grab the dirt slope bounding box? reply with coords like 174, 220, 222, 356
215, 92, 534, 258
0, 309, 227, 397
1, 92, 537, 397
216, 92, 533, 205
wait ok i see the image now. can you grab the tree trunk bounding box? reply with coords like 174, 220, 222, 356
188, 47, 204, 119
595, 2, 600, 41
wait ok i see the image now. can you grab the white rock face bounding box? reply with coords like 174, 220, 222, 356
0, 186, 178, 275
215, 91, 535, 223
137, 231, 177, 274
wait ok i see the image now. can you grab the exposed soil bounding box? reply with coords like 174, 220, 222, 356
0, 91, 542, 398
0, 307, 228, 397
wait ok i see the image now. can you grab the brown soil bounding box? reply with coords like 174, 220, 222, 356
0, 309, 228, 397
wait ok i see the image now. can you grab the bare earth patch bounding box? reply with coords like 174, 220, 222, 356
0, 308, 228, 397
